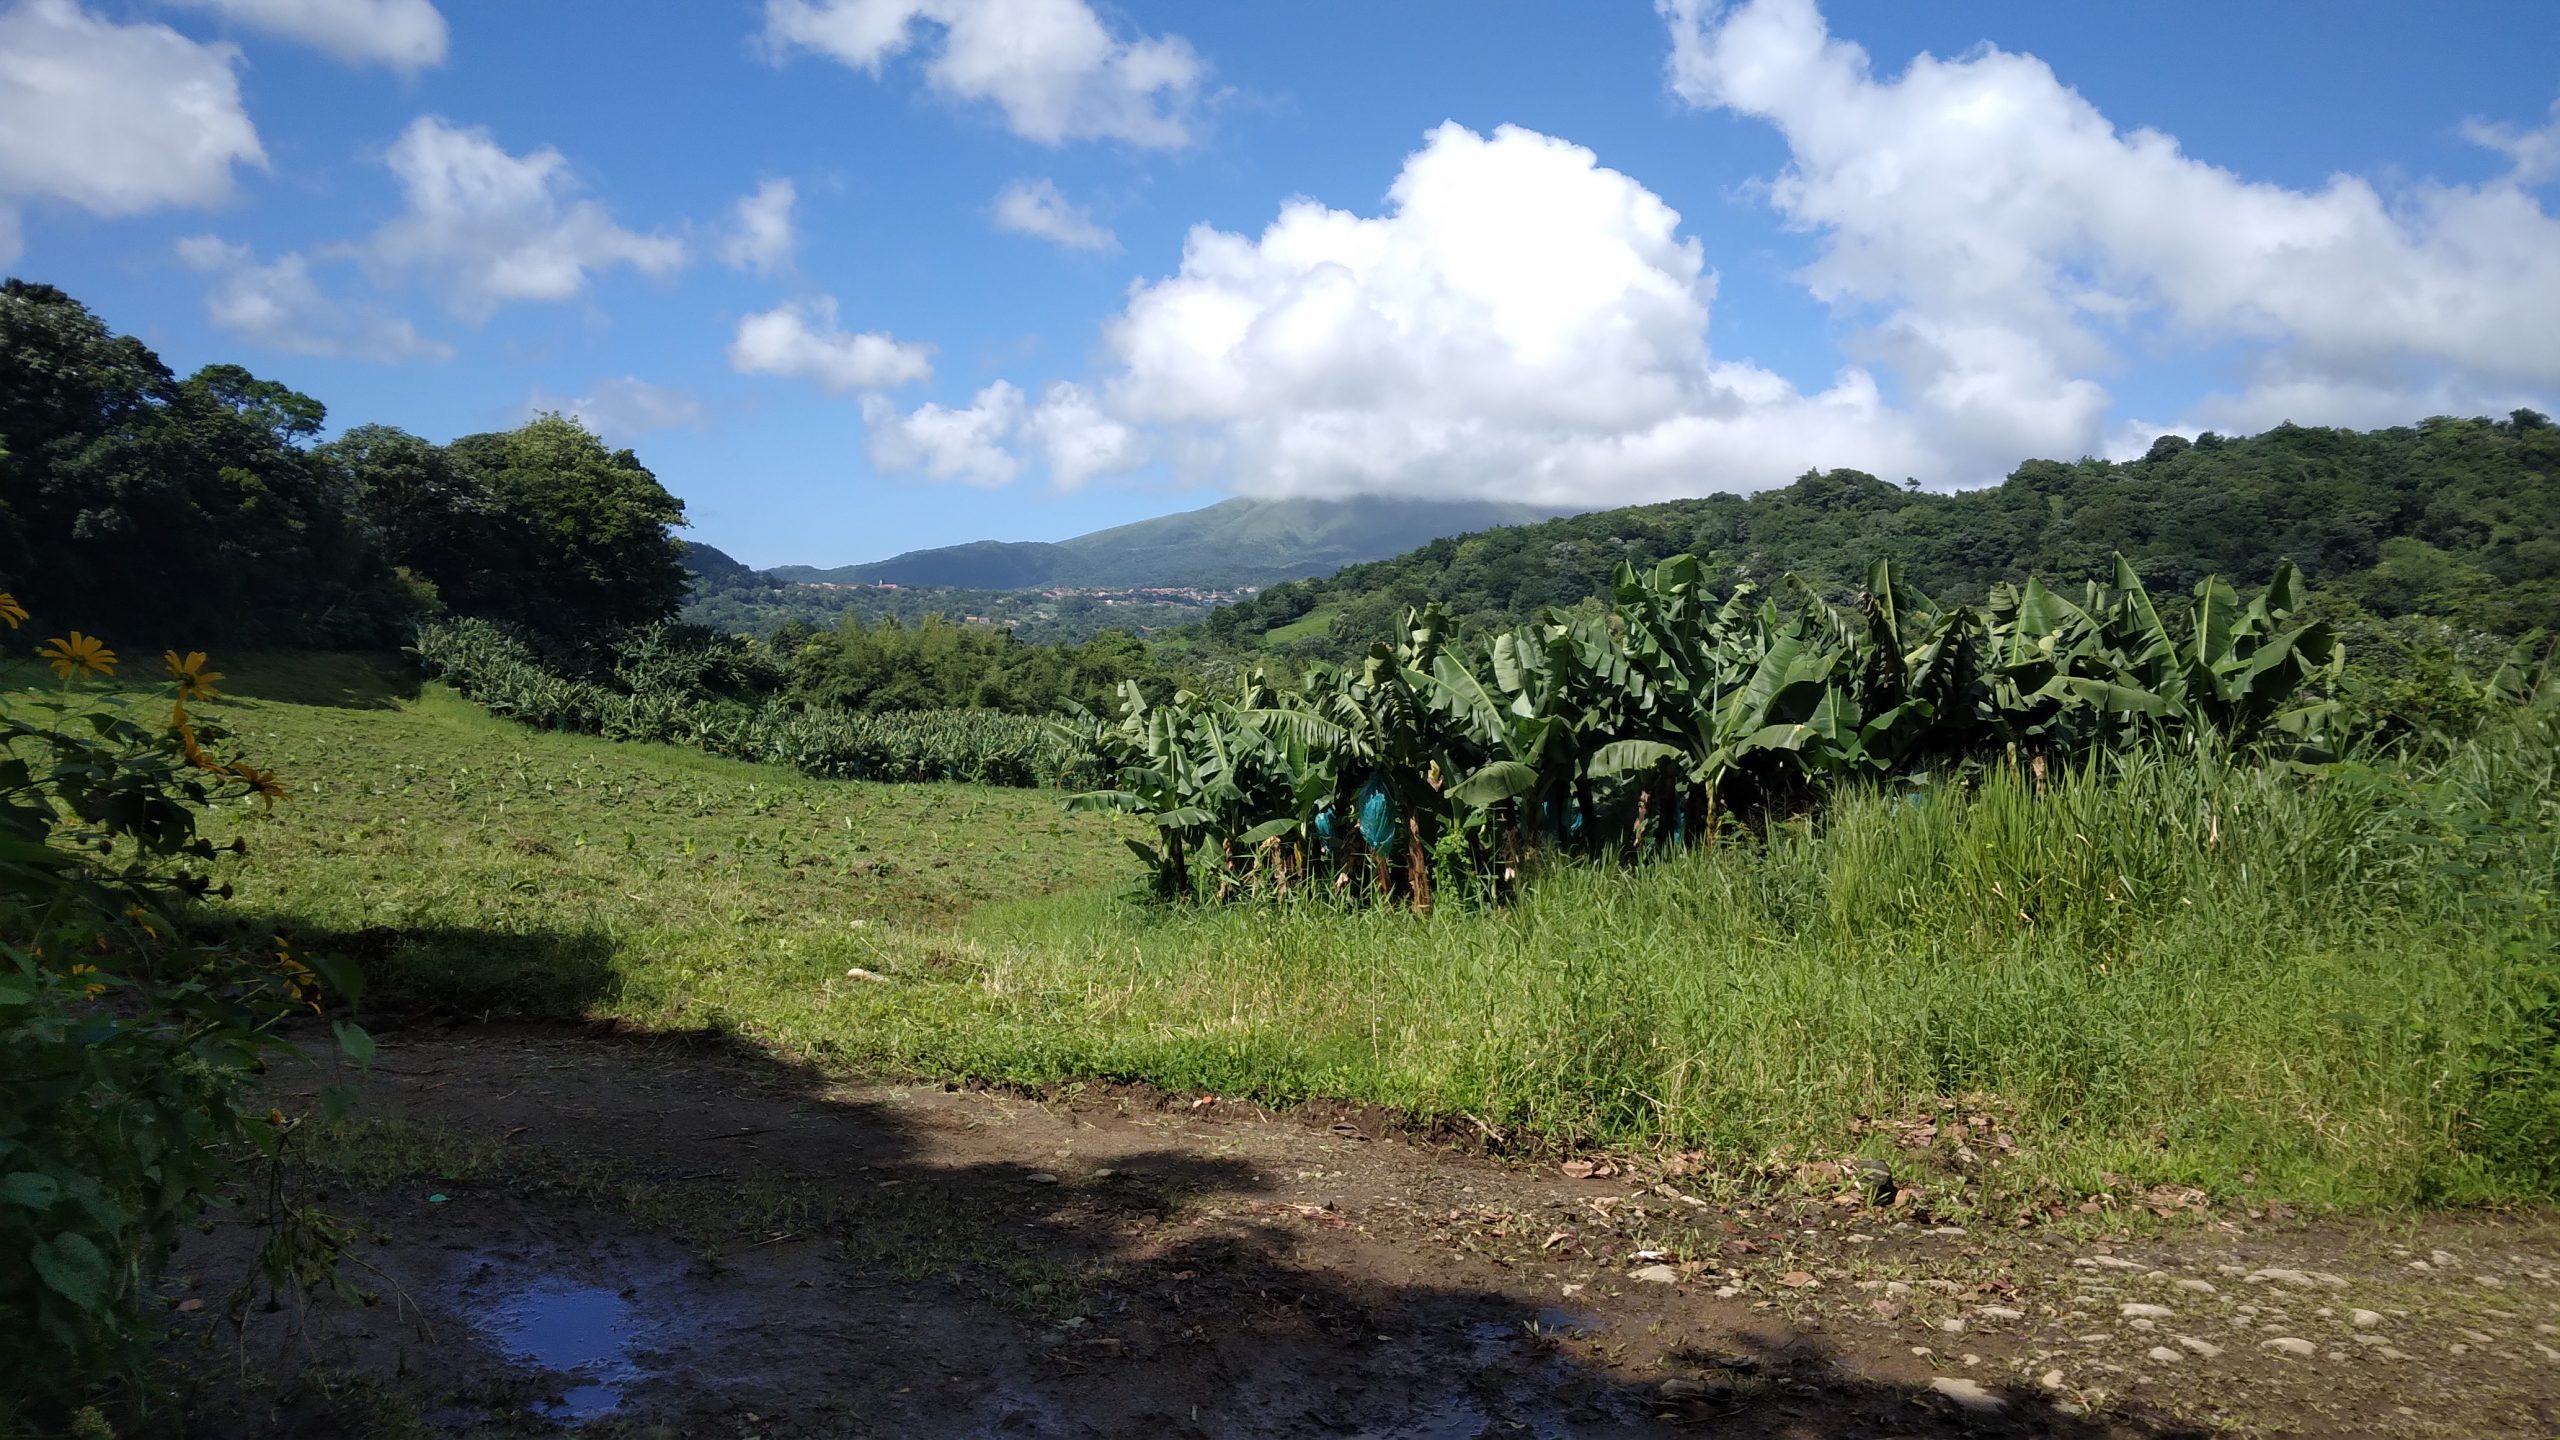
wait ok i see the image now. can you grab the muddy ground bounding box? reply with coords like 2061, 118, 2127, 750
159, 1021, 2560, 1439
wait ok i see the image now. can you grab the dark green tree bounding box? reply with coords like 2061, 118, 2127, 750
447, 414, 691, 638
1, 284, 406, 643
321, 423, 517, 616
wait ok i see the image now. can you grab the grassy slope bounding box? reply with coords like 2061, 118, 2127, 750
1258, 603, 1344, 647
40, 654, 2547, 1216
172, 656, 1132, 1014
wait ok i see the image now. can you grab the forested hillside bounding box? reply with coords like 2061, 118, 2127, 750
1195, 417, 2560, 658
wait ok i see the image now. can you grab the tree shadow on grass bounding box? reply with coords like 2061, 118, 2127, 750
218, 651, 423, 711
228, 918, 628, 1019
164, 1012, 2215, 1440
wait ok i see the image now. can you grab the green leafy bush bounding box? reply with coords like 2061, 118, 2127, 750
0, 605, 364, 1430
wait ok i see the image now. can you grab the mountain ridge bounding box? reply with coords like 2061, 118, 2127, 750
759, 495, 1568, 591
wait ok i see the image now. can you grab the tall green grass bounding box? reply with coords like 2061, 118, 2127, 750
629, 712, 2558, 1211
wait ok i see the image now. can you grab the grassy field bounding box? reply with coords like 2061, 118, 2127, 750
167, 654, 1137, 1013
27, 653, 2554, 1217
1258, 602, 1343, 647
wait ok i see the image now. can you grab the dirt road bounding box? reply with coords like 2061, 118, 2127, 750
167, 1022, 2560, 1438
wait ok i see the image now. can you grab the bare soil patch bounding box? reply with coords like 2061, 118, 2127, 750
161, 1023, 2560, 1438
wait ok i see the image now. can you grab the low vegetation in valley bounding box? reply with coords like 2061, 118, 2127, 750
413, 617, 1088, 787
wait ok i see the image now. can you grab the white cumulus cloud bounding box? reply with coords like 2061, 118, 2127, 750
525, 376, 709, 442
1032, 121, 1917, 502
993, 177, 1116, 252
728, 296, 934, 390
1027, 380, 1140, 487
178, 234, 449, 360
164, 0, 447, 72
1660, 0, 2560, 460
860, 380, 1025, 487
0, 0, 264, 264
721, 177, 798, 274
794, 1, 2560, 503
762, 0, 1204, 148
366, 116, 684, 320
2466, 97, 2560, 188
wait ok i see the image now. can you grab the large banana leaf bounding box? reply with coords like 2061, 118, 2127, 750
1449, 760, 1543, 807
1587, 739, 1684, 779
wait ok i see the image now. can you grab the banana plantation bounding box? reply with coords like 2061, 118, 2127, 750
1064, 554, 2528, 906
415, 618, 1081, 787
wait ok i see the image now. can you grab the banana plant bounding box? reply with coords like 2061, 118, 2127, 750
1067, 551, 2374, 905
1061, 682, 1219, 898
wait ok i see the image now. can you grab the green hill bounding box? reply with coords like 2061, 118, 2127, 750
680, 541, 768, 587
767, 495, 1563, 591
1195, 414, 2560, 656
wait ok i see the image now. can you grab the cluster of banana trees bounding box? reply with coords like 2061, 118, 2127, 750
1062, 554, 2353, 905
416, 618, 1086, 787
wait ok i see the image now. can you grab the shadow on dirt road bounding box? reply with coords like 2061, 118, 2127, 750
156, 1015, 2219, 1439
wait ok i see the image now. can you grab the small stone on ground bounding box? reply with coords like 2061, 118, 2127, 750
1928, 1377, 2004, 1412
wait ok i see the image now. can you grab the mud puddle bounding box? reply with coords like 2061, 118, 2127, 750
443, 1239, 707, 1424
461, 1266, 641, 1418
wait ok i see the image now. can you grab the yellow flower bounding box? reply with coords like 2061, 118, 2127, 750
163, 650, 224, 700
0, 593, 25, 629
232, 761, 288, 806
38, 631, 116, 681
275, 943, 321, 1007
172, 700, 216, 769
69, 963, 107, 998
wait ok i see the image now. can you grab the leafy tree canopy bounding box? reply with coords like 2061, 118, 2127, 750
445, 415, 690, 638
1189, 414, 2560, 662
1, 281, 696, 646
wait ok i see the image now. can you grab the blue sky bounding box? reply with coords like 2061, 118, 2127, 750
4, 1, 2556, 568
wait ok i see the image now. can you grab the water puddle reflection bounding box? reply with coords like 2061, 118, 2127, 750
456, 1256, 650, 1421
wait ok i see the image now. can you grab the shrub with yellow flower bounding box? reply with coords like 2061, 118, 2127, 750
0, 597, 369, 1417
